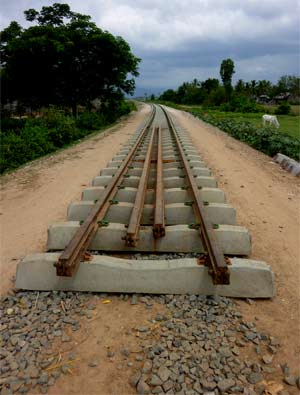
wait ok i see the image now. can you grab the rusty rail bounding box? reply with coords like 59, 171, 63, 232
153, 126, 165, 238
123, 126, 156, 247
160, 105, 229, 285
56, 106, 156, 276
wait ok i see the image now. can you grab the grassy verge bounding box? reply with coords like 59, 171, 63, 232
154, 101, 300, 160
182, 106, 300, 139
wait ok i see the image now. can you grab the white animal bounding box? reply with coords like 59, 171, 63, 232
262, 114, 280, 128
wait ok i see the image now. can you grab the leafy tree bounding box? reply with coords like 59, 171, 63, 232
1, 3, 140, 116
220, 58, 235, 100
250, 80, 257, 95
276, 75, 300, 96
256, 80, 273, 96
235, 79, 245, 93
202, 78, 219, 94
159, 89, 177, 102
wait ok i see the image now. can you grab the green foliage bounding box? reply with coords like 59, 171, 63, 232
0, 102, 133, 174
0, 125, 54, 172
1, 4, 140, 115
276, 75, 300, 97
76, 112, 107, 131
190, 111, 300, 161
275, 102, 291, 115
202, 86, 226, 107
1, 117, 26, 134
116, 100, 137, 116
220, 58, 235, 99
160, 89, 178, 102
219, 96, 261, 113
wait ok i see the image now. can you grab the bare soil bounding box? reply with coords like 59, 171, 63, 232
0, 105, 150, 295
46, 295, 165, 395
168, 107, 300, 372
1, 104, 299, 394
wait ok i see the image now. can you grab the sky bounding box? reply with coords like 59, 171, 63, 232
1, 0, 299, 96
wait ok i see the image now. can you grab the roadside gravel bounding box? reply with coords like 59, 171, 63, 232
1, 291, 299, 395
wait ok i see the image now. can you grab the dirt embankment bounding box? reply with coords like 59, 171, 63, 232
0, 105, 151, 295
168, 107, 300, 372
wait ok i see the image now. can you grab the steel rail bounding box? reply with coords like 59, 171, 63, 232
160, 105, 230, 285
56, 106, 156, 276
123, 125, 156, 247
153, 126, 165, 238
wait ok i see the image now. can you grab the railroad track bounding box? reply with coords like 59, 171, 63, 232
16, 105, 275, 298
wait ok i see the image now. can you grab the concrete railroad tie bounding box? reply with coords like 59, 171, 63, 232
16, 104, 275, 297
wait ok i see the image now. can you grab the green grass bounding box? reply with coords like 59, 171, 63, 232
181, 106, 300, 139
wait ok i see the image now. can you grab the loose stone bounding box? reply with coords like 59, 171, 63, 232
88, 360, 99, 368
284, 376, 297, 386
131, 294, 138, 305
217, 378, 236, 392
149, 375, 163, 386
262, 354, 273, 364
157, 366, 171, 382
136, 379, 150, 394
137, 326, 149, 333
247, 372, 263, 384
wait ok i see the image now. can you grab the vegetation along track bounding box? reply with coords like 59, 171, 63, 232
16, 105, 274, 297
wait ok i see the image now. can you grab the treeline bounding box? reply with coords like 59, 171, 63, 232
158, 59, 299, 113
0, 3, 140, 173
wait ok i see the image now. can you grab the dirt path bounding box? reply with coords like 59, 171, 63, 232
168, 107, 300, 372
0, 104, 150, 295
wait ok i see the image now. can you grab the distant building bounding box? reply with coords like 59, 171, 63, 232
272, 92, 291, 104
256, 95, 270, 104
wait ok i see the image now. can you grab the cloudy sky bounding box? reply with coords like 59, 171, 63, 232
1, 0, 299, 95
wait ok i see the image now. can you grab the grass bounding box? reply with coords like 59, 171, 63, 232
180, 105, 300, 140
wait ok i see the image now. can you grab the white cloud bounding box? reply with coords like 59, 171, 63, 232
1, 0, 299, 90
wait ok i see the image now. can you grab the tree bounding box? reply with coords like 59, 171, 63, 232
235, 79, 245, 94
159, 89, 177, 102
220, 58, 235, 100
1, 3, 140, 116
250, 80, 257, 95
256, 80, 273, 96
276, 75, 300, 96
202, 78, 219, 94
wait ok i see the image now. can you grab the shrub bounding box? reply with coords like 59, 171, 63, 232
117, 100, 136, 115
76, 112, 107, 131
190, 110, 300, 161
219, 97, 261, 113
275, 102, 291, 115
0, 117, 27, 134
0, 125, 54, 173
0, 100, 133, 174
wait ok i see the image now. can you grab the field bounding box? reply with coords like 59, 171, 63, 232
181, 105, 300, 139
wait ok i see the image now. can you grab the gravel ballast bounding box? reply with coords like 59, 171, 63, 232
0, 291, 299, 395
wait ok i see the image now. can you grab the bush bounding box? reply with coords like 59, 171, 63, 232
76, 112, 107, 131
117, 100, 136, 115
190, 110, 300, 161
0, 100, 133, 174
275, 102, 291, 115
219, 97, 261, 113
0, 117, 27, 134
0, 125, 54, 173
